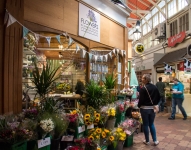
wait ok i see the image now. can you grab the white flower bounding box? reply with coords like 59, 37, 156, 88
40, 118, 54, 133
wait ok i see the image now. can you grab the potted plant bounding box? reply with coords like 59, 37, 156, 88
31, 61, 60, 101
84, 80, 108, 109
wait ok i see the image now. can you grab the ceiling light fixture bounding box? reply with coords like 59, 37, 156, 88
111, 0, 127, 9
133, 0, 141, 41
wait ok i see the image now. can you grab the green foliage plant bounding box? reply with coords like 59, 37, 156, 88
103, 73, 117, 90
31, 61, 60, 100
84, 80, 108, 109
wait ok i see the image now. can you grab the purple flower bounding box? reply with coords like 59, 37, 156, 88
87, 10, 97, 23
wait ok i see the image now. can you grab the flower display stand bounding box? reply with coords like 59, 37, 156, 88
124, 134, 133, 147
115, 112, 125, 127
1, 141, 27, 150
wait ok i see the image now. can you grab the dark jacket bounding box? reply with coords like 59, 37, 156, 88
138, 83, 160, 108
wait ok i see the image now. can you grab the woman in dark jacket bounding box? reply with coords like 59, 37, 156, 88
138, 74, 160, 146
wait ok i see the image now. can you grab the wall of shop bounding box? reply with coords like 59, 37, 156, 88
0, 0, 24, 114
24, 0, 126, 50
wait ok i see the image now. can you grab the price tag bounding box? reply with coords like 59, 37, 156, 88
78, 125, 85, 133
61, 135, 74, 141
37, 137, 51, 148
87, 124, 94, 129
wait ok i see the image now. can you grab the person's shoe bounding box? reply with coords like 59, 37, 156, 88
183, 117, 187, 120
143, 140, 150, 145
168, 117, 175, 120
154, 141, 159, 146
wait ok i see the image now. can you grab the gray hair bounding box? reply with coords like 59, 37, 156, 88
142, 74, 151, 83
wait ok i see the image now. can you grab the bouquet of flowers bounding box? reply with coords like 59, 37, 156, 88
84, 107, 101, 126
115, 100, 130, 113
23, 108, 38, 120
106, 107, 116, 120
131, 112, 141, 119
0, 115, 33, 144
118, 119, 140, 136
74, 137, 91, 149
120, 88, 134, 96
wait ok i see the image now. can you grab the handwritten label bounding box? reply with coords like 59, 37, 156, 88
37, 137, 51, 148
61, 135, 74, 141
87, 124, 94, 129
78, 125, 85, 133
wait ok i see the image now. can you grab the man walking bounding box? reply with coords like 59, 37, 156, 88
156, 77, 166, 113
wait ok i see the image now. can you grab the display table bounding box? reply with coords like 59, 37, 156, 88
49, 94, 82, 109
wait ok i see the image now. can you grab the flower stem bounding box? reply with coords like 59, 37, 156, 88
83, 22, 91, 37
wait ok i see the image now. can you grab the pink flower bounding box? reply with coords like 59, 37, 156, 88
125, 130, 131, 135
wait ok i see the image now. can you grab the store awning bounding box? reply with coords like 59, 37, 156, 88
154, 48, 187, 66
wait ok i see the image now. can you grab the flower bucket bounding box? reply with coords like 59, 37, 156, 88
75, 124, 85, 138
105, 118, 116, 130
50, 138, 60, 150
101, 145, 107, 150
27, 140, 37, 150
124, 134, 133, 147
116, 140, 124, 150
115, 112, 125, 127
1, 141, 27, 150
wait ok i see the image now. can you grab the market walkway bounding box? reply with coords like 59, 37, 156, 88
124, 112, 191, 150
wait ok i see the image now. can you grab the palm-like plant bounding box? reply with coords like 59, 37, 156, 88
31, 61, 60, 100
84, 80, 108, 109
103, 73, 116, 90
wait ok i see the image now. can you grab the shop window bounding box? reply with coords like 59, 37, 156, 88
142, 24, 147, 35
178, 0, 188, 11
159, 8, 165, 23
179, 13, 189, 32
168, 0, 177, 18
153, 14, 159, 28
170, 20, 178, 36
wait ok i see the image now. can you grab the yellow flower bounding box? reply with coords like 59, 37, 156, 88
102, 132, 106, 138
97, 148, 101, 150
96, 128, 101, 134
109, 136, 115, 141
88, 135, 94, 140
104, 129, 110, 133
96, 135, 99, 139
72, 110, 77, 114
95, 117, 100, 122
119, 137, 126, 141
116, 128, 123, 133
95, 113, 100, 118
85, 114, 90, 118
85, 118, 89, 122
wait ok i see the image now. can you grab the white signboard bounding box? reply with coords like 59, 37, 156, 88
38, 137, 51, 148
118, 74, 121, 84
118, 62, 121, 73
79, 3, 100, 42
61, 135, 74, 141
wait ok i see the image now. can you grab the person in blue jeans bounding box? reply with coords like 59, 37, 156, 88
168, 78, 187, 120
138, 74, 160, 146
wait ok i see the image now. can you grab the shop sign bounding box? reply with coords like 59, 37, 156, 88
164, 63, 172, 75
184, 58, 191, 73
134, 43, 144, 54
179, 62, 184, 71
168, 31, 186, 47
79, 3, 100, 42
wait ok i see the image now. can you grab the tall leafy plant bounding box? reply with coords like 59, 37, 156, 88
103, 73, 116, 89
31, 61, 60, 100
84, 80, 108, 109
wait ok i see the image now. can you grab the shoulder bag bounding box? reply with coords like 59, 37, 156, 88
144, 85, 159, 113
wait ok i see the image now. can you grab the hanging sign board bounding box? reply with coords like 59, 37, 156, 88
118, 62, 121, 73
184, 58, 191, 73
134, 43, 144, 54
168, 31, 186, 47
118, 74, 121, 84
79, 3, 100, 42
164, 63, 172, 75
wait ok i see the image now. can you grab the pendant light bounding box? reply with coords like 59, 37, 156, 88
133, 0, 141, 41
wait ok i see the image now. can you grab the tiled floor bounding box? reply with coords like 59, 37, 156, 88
124, 112, 191, 150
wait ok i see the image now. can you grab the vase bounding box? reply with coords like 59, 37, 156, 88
124, 134, 134, 148
105, 118, 116, 130
50, 138, 60, 150
115, 112, 125, 127
116, 140, 124, 150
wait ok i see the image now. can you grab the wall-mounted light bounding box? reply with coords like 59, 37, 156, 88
111, 0, 127, 9
59, 52, 63, 58
58, 45, 63, 49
